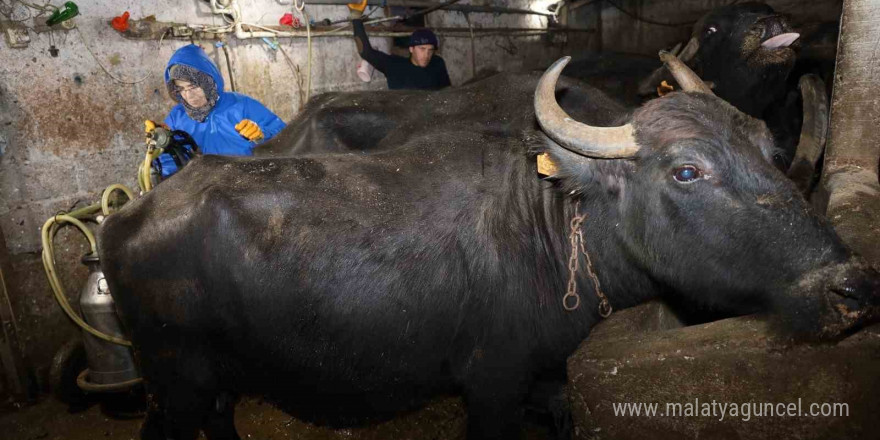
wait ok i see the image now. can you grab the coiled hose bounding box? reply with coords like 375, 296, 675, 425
42, 184, 136, 346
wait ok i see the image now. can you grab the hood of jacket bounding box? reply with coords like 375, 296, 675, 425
164, 44, 225, 92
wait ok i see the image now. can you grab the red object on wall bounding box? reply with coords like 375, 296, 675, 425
279, 13, 294, 26
111, 11, 130, 32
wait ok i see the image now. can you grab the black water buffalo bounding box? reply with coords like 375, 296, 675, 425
637, 2, 800, 117
98, 57, 880, 440
256, 72, 625, 157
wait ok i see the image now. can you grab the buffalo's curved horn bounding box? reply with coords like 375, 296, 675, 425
659, 50, 714, 95
678, 36, 700, 62
637, 37, 700, 96
787, 74, 829, 195
535, 57, 639, 159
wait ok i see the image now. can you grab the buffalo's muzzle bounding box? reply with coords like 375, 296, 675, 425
825, 263, 880, 324
784, 259, 880, 338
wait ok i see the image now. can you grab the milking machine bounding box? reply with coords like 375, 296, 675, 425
44, 123, 200, 414
43, 191, 142, 414
138, 120, 200, 192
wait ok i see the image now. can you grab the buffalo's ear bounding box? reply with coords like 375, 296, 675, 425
536, 133, 635, 197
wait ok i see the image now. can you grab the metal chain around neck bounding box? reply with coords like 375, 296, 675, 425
563, 201, 613, 318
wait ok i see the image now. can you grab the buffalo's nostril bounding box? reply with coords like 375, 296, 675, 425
838, 296, 860, 311
757, 15, 785, 38
830, 285, 859, 300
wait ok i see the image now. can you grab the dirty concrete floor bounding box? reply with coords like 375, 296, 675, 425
0, 395, 551, 440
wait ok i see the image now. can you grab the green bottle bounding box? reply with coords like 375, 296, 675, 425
46, 2, 79, 26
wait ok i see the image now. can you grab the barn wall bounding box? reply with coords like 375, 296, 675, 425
0, 0, 590, 397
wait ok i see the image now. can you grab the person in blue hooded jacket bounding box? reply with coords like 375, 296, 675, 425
160, 44, 286, 156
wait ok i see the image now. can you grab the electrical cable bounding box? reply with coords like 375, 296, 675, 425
221, 42, 237, 92
277, 43, 306, 112
296, 2, 312, 103
76, 27, 151, 84
0, 0, 54, 25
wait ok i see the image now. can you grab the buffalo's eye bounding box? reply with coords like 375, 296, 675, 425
673, 165, 702, 183
706, 26, 717, 35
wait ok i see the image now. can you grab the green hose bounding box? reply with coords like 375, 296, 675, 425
101, 184, 135, 216
41, 185, 137, 346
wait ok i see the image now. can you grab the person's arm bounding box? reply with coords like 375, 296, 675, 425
435, 56, 452, 88
352, 19, 392, 74
242, 97, 286, 144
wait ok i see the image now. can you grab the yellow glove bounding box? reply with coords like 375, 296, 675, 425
348, 0, 367, 18
144, 120, 168, 134
235, 119, 264, 142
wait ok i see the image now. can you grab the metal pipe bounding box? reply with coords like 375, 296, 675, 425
304, 0, 555, 16
234, 24, 591, 39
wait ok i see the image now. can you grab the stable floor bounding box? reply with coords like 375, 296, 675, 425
0, 395, 470, 440
0, 394, 553, 439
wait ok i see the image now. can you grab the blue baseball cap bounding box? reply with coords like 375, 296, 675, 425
409, 28, 438, 48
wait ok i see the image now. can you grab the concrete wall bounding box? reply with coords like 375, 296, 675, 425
0, 0, 588, 396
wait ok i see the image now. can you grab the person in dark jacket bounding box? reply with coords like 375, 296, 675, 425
159, 44, 286, 156
350, 5, 451, 91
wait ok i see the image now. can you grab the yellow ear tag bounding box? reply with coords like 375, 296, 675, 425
537, 153, 558, 178
657, 80, 675, 97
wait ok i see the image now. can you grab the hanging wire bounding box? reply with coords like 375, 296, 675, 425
0, 0, 55, 24
76, 27, 151, 84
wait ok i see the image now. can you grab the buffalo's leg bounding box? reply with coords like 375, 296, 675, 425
203, 391, 241, 440
137, 343, 235, 440
139, 405, 166, 440
139, 383, 238, 440
525, 367, 572, 440
139, 383, 168, 440
160, 384, 212, 440
463, 368, 529, 439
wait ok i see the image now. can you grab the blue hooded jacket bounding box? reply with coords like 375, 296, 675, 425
164, 45, 286, 156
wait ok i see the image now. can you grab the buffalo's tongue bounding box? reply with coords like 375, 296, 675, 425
761, 32, 800, 49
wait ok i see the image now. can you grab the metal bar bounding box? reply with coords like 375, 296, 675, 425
304, 0, 555, 16
238, 23, 592, 37
122, 19, 591, 41
406, 0, 465, 19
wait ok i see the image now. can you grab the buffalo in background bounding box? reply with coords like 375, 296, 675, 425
563, 2, 801, 117
568, 2, 833, 192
